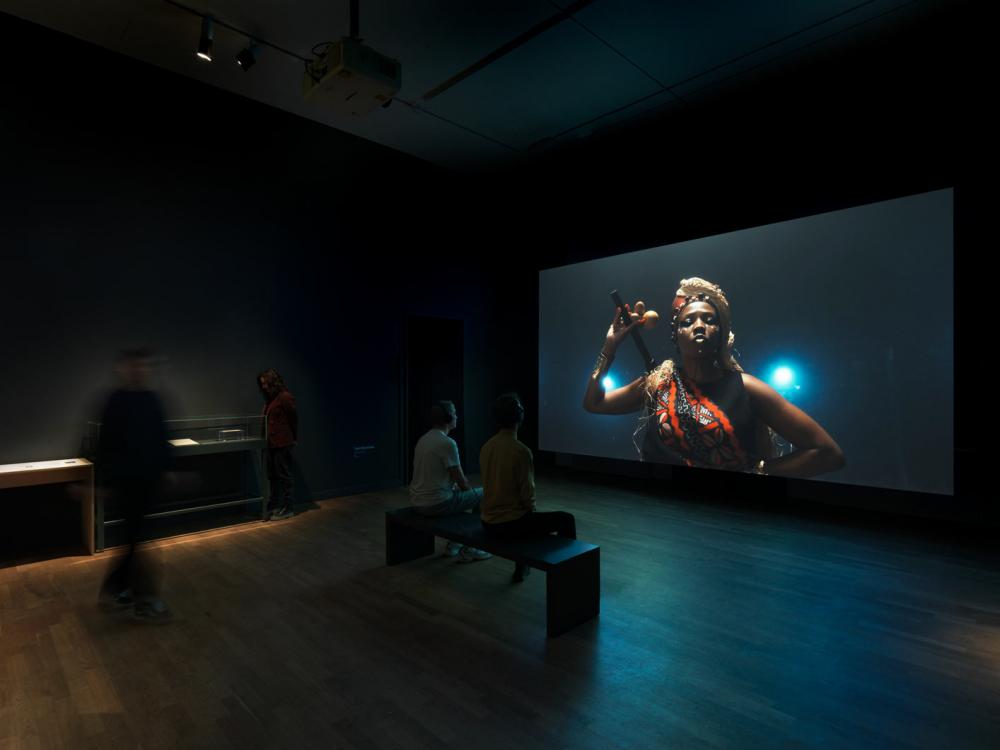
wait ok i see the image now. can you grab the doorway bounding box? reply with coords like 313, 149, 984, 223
403, 316, 464, 484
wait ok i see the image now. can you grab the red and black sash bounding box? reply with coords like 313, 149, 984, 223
648, 370, 755, 471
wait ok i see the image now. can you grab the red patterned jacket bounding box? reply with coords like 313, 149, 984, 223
264, 390, 298, 448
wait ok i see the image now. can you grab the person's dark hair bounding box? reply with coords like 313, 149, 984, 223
429, 400, 455, 427
257, 368, 287, 395
494, 392, 525, 429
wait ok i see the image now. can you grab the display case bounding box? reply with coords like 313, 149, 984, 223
0, 458, 94, 554
86, 415, 269, 551
86, 415, 265, 455
162, 415, 265, 453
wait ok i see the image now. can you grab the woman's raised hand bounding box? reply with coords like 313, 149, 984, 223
603, 301, 660, 356
604, 302, 644, 355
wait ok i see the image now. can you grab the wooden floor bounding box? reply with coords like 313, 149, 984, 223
1, 474, 998, 749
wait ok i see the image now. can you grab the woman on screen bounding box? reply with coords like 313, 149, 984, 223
582, 277, 845, 478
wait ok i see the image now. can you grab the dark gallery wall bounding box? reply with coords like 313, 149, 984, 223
0, 12, 522, 500
501, 0, 986, 523
2, 1, 982, 526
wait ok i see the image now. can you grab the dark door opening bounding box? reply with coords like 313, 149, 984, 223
403, 316, 464, 485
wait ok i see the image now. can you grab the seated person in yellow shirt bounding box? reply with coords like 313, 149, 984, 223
479, 393, 576, 582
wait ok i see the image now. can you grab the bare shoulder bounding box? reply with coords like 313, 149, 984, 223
740, 372, 790, 415
740, 372, 774, 399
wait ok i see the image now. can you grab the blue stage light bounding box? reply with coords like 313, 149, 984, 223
602, 376, 615, 390
767, 363, 803, 398
772, 366, 795, 389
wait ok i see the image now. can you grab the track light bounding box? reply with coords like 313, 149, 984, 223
196, 16, 214, 62
236, 41, 260, 71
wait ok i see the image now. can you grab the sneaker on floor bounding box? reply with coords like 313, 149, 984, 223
443, 541, 464, 558
270, 507, 294, 520
457, 547, 493, 563
512, 563, 531, 583
133, 598, 173, 624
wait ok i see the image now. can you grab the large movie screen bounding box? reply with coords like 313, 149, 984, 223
539, 189, 953, 494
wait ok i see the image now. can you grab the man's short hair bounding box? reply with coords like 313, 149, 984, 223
494, 392, 524, 429
430, 400, 455, 426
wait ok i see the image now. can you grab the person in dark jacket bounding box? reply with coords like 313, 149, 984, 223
96, 348, 172, 621
258, 368, 298, 520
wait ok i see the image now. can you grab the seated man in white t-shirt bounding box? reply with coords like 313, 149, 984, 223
409, 400, 492, 562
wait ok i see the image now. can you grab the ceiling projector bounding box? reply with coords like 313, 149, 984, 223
303, 37, 401, 115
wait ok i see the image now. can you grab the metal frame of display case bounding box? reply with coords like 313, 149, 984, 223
88, 416, 269, 552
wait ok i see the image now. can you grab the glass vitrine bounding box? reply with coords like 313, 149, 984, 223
86, 415, 269, 550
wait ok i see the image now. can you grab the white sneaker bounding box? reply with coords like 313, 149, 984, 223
457, 547, 493, 563
443, 541, 464, 558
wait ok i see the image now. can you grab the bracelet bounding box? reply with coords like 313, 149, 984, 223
592, 351, 614, 380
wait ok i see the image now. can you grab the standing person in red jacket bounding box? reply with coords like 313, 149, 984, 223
258, 368, 298, 520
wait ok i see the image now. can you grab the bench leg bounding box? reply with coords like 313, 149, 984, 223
386, 518, 435, 565
546, 547, 600, 637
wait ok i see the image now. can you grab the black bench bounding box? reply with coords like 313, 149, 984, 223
385, 507, 599, 637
